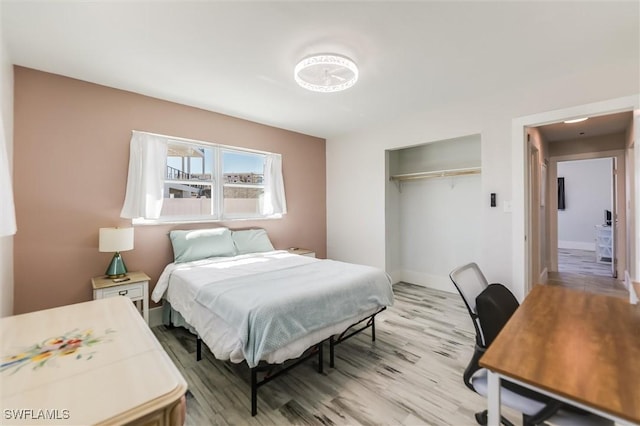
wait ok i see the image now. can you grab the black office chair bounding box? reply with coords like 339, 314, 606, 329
450, 263, 613, 426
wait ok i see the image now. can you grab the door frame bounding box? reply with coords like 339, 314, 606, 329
548, 151, 626, 277
528, 144, 541, 287
511, 94, 639, 301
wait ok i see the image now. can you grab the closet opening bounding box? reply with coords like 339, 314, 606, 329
385, 134, 482, 293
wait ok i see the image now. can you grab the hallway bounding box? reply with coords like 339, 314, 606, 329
546, 248, 628, 299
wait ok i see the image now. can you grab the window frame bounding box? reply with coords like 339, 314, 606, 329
132, 136, 277, 225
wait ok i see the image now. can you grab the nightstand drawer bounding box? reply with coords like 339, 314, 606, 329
92, 272, 150, 324
100, 283, 144, 299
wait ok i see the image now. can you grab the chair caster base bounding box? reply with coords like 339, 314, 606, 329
474, 410, 515, 426
475, 410, 488, 425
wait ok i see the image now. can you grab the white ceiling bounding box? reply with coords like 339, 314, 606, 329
2, 1, 639, 139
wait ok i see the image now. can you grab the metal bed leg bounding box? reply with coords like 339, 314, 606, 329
329, 336, 335, 368
371, 316, 376, 342
328, 307, 386, 368
194, 335, 328, 416
251, 368, 258, 417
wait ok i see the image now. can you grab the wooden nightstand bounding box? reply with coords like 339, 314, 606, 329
287, 248, 316, 258
92, 271, 150, 324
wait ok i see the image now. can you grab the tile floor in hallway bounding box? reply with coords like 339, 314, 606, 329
547, 248, 628, 299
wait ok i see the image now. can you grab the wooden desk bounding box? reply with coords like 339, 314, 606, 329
1, 297, 187, 425
480, 285, 640, 425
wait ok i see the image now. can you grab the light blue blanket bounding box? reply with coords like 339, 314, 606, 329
195, 259, 394, 368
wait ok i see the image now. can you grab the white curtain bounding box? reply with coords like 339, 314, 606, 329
0, 114, 16, 237
120, 131, 168, 219
261, 154, 287, 215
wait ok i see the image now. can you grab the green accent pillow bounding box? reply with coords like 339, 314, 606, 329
232, 229, 275, 255
169, 228, 237, 263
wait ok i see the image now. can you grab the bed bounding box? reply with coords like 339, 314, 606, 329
151, 227, 394, 415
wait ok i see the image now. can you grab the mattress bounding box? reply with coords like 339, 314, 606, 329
152, 250, 393, 365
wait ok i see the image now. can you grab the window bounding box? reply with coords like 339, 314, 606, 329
161, 141, 268, 221
221, 149, 266, 218
122, 131, 285, 224
162, 142, 215, 220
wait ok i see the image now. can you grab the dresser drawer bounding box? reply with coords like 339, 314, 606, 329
100, 283, 144, 300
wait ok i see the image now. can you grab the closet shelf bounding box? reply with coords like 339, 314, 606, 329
389, 166, 481, 182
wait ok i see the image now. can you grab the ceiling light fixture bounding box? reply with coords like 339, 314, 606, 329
294, 54, 358, 93
564, 117, 589, 124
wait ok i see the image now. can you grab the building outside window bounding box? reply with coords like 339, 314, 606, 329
160, 141, 267, 221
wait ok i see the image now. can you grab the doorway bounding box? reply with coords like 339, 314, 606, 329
556, 157, 615, 277
511, 95, 639, 302
528, 112, 632, 298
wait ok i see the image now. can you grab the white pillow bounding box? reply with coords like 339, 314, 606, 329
169, 228, 237, 263
232, 229, 275, 255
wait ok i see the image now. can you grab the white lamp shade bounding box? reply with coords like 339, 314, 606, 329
99, 227, 134, 252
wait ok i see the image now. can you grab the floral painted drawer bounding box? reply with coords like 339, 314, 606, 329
1, 297, 187, 425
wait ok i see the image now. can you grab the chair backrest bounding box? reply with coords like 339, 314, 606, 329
449, 262, 490, 347
475, 283, 520, 347
473, 284, 558, 409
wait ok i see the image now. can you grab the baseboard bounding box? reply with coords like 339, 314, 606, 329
400, 269, 456, 294
387, 269, 403, 285
558, 240, 595, 251
539, 267, 548, 284
624, 270, 631, 290
626, 270, 639, 304
149, 306, 163, 328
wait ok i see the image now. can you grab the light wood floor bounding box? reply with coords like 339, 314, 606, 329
547, 249, 628, 299
153, 283, 521, 426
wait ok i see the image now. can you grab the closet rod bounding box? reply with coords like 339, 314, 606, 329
389, 167, 481, 182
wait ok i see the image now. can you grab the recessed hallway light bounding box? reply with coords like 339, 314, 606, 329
564, 117, 589, 124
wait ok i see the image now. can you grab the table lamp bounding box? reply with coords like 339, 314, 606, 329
99, 227, 134, 278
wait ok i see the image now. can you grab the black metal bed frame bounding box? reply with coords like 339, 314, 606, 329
329, 307, 385, 368
195, 306, 387, 416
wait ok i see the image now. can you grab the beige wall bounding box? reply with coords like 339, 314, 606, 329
548, 133, 626, 157
526, 127, 549, 282
13, 67, 326, 314
625, 116, 636, 280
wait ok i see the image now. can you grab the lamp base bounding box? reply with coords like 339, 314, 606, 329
105, 252, 128, 279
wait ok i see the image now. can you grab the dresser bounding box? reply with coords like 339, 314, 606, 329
595, 225, 612, 263
1, 297, 187, 425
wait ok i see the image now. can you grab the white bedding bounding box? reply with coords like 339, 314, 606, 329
152, 251, 391, 365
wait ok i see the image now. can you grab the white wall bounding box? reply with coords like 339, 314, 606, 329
327, 71, 638, 302
393, 135, 481, 174
0, 1, 15, 317
399, 175, 482, 291
557, 158, 612, 250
